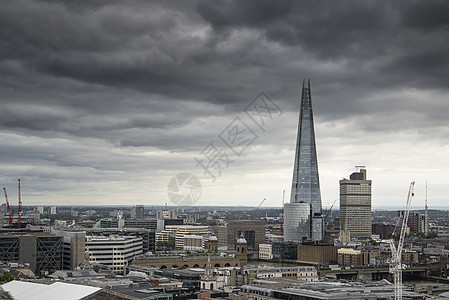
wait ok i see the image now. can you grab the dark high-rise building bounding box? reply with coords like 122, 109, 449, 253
285, 79, 323, 241
135, 205, 145, 219
398, 211, 426, 234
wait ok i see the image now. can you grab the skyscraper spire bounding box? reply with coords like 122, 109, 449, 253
290, 79, 322, 214
285, 79, 323, 241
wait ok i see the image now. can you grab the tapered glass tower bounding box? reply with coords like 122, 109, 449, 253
285, 79, 323, 241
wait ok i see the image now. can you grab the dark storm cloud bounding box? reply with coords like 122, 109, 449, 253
0, 0, 448, 205
197, 0, 449, 90
1, 0, 448, 137
197, 1, 394, 56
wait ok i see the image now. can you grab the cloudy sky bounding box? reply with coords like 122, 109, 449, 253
1, 0, 448, 209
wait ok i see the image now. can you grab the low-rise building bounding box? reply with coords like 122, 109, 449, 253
297, 244, 340, 265
258, 243, 273, 260
156, 225, 210, 249
272, 241, 298, 260
243, 266, 318, 284
183, 235, 203, 251
240, 278, 424, 299
338, 247, 382, 266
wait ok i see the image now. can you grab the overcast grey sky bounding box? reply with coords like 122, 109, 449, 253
1, 0, 448, 208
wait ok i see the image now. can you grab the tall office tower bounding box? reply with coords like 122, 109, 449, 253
130, 206, 137, 218
135, 205, 144, 219
285, 79, 323, 241
339, 166, 372, 239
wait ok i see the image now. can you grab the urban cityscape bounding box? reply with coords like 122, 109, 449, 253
1, 1, 449, 300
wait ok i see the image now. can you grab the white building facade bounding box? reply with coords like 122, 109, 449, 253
86, 235, 143, 274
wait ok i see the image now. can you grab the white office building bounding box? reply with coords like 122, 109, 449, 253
85, 235, 143, 274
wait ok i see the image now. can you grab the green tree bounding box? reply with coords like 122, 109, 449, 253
416, 231, 425, 238
368, 239, 378, 246
0, 271, 14, 283
426, 231, 438, 239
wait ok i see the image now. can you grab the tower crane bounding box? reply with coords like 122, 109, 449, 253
250, 198, 266, 220
389, 181, 415, 300
18, 179, 22, 229
3, 187, 13, 229
324, 199, 338, 225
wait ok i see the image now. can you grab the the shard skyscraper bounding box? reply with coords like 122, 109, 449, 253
285, 79, 323, 241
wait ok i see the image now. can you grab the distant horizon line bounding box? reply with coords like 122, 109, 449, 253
13, 204, 449, 210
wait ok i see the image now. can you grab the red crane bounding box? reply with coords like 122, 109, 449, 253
3, 187, 13, 228
250, 198, 266, 220
18, 179, 22, 229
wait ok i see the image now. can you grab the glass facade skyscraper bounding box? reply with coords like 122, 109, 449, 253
286, 79, 323, 241
284, 202, 311, 241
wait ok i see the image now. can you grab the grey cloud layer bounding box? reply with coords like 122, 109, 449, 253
0, 0, 448, 205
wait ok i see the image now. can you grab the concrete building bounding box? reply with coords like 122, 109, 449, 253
94, 218, 163, 231
132, 255, 243, 269
52, 230, 86, 270
265, 233, 284, 243
36, 206, 44, 214
240, 278, 423, 299
155, 225, 210, 249
398, 211, 427, 233
338, 248, 381, 266
243, 266, 318, 283
173, 225, 210, 249
50, 206, 57, 215
340, 166, 372, 239
86, 235, 143, 274
288, 79, 323, 241
86, 228, 156, 254
258, 243, 273, 260
135, 205, 144, 219
297, 244, 340, 265
183, 235, 203, 251
226, 220, 265, 253
0, 232, 63, 274
372, 223, 396, 239
130, 206, 136, 218
214, 225, 228, 248
156, 208, 178, 219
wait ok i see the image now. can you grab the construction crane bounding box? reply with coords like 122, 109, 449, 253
324, 199, 338, 225
250, 198, 266, 220
280, 190, 285, 235
3, 187, 13, 229
18, 179, 22, 229
389, 181, 415, 300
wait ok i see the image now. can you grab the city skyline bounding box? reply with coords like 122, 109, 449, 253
0, 1, 449, 207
